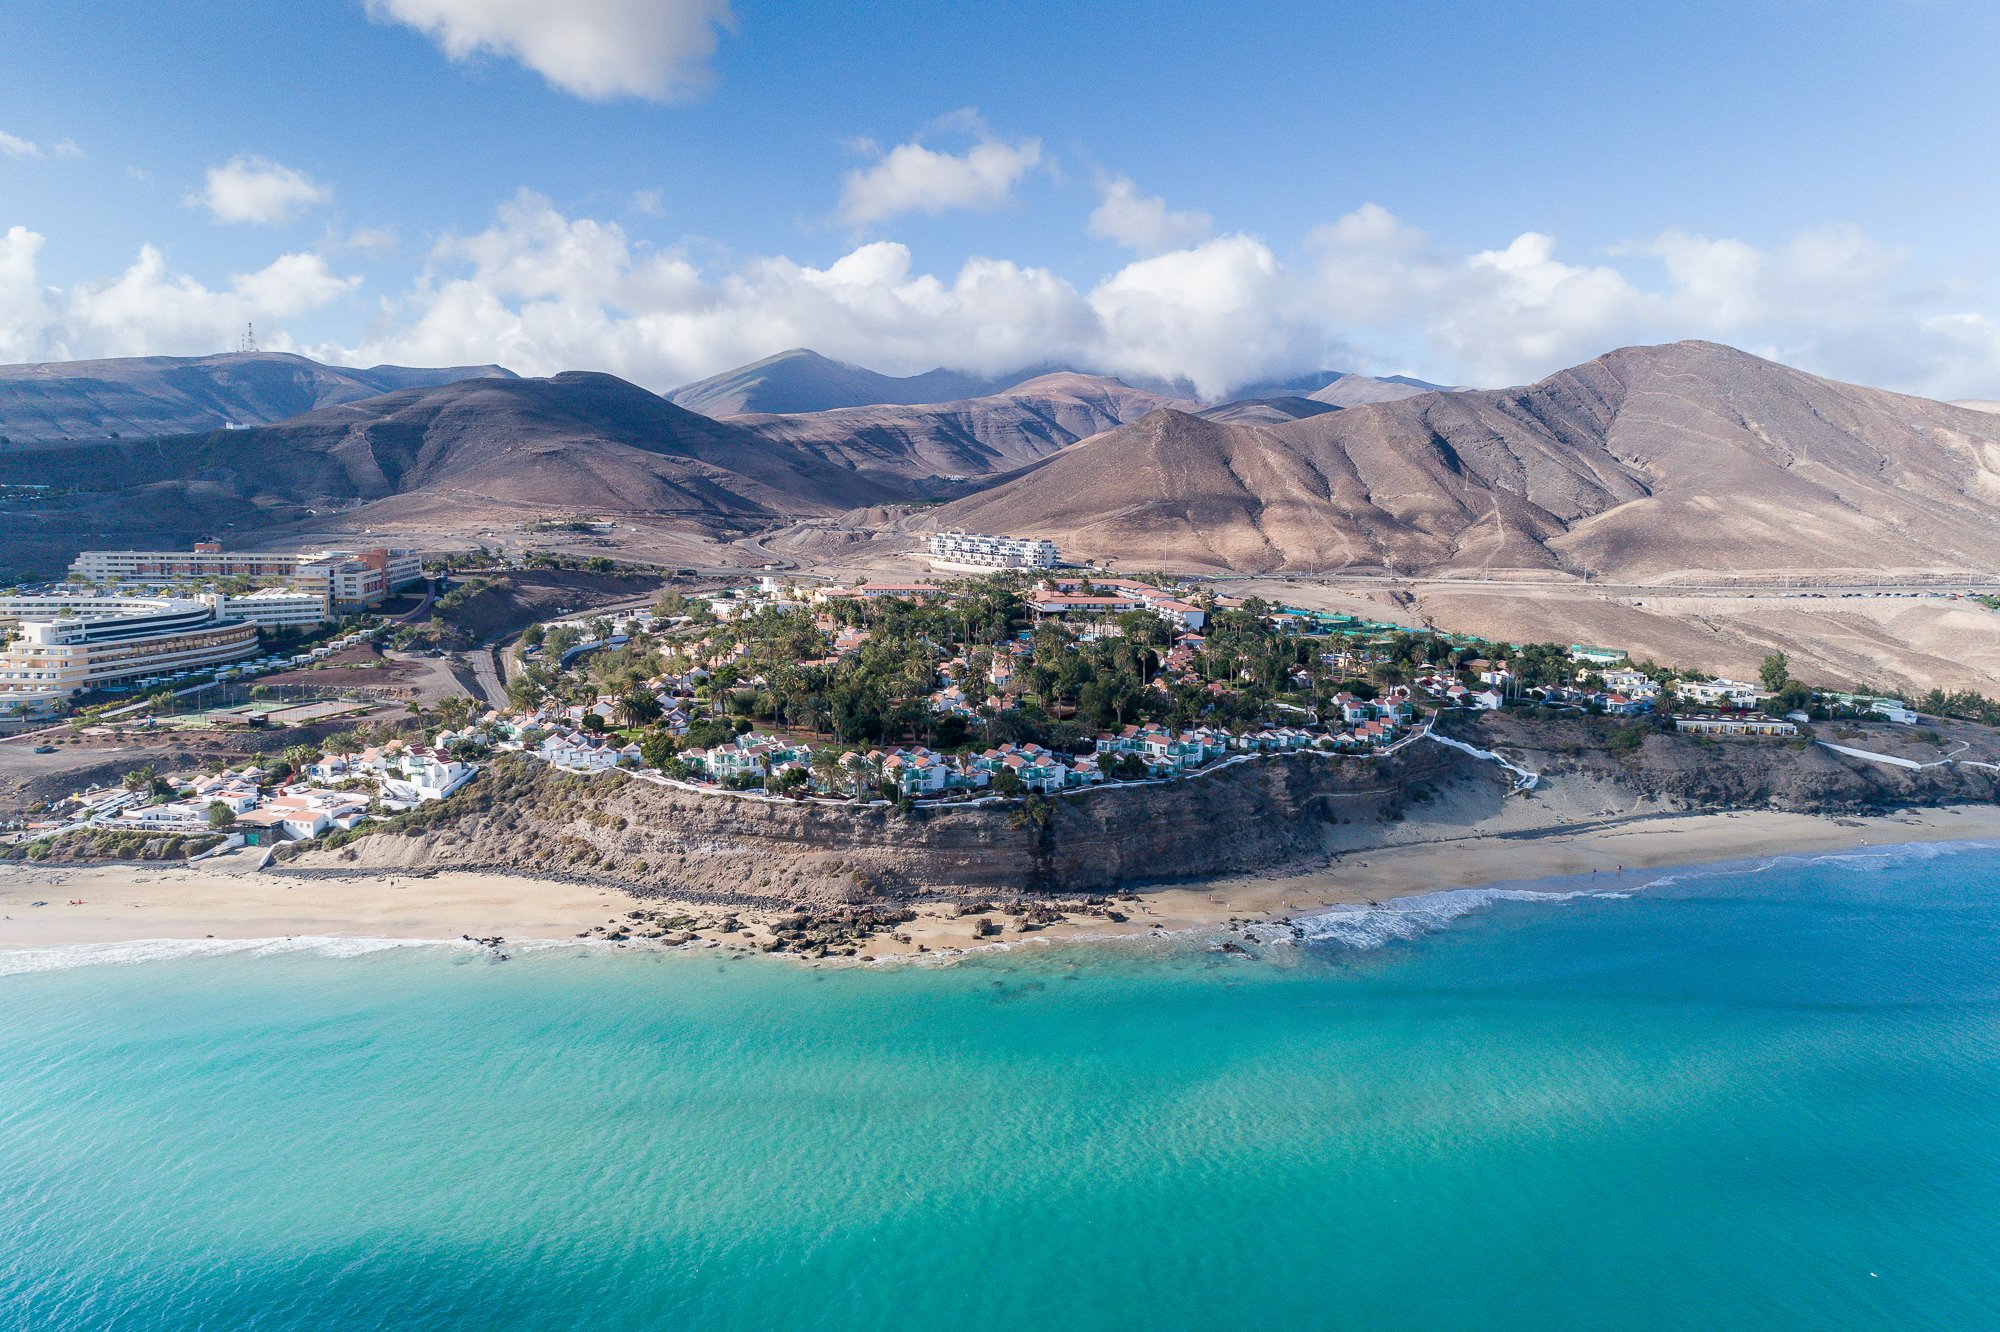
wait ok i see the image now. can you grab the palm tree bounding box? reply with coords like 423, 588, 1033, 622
618, 689, 663, 728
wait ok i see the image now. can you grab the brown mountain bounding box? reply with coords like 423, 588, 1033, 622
667, 348, 1022, 416
734, 371, 1181, 495
0, 372, 898, 574
927, 342, 2000, 579
1196, 395, 1341, 426
0, 351, 515, 446
1307, 373, 1460, 408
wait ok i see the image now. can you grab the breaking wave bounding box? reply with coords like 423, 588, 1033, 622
0, 935, 473, 978
1265, 835, 2000, 952
1261, 885, 1619, 950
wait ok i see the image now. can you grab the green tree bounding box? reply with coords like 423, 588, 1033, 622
205, 801, 236, 830
618, 690, 663, 728
1759, 651, 1790, 693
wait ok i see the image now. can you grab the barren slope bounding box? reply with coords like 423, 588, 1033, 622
0, 351, 513, 446
734, 372, 1179, 494
0, 372, 899, 571
930, 342, 2000, 580
668, 348, 1018, 416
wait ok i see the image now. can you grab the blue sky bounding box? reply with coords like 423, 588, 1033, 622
4, 0, 1999, 398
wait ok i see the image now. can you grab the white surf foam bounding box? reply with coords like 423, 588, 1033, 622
0, 935, 472, 977
1257, 884, 1617, 950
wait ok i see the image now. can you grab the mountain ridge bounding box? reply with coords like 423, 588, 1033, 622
0, 351, 516, 446
925, 341, 2000, 579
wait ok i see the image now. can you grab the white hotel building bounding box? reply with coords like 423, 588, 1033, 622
0, 597, 259, 708
69, 542, 424, 610
926, 531, 1060, 572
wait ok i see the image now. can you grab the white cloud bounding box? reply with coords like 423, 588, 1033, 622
0, 228, 357, 362
0, 131, 77, 161
16, 193, 2000, 403
1087, 174, 1211, 255
0, 227, 60, 362
193, 156, 333, 226
838, 114, 1042, 226
1300, 204, 2000, 397
1087, 235, 1325, 396
363, 0, 732, 101
342, 226, 400, 256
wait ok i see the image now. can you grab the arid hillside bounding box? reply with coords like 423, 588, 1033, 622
734, 371, 1179, 495
667, 348, 1019, 416
0, 351, 513, 446
0, 371, 905, 571
930, 342, 2000, 580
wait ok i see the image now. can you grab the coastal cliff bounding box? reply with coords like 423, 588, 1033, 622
271, 716, 2000, 908
1455, 713, 2000, 813
278, 744, 1472, 905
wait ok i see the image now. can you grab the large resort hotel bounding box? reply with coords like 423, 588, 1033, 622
68, 542, 425, 611
0, 543, 425, 709
926, 530, 1061, 572
0, 597, 260, 708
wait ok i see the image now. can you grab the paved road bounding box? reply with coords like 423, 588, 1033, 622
466, 646, 509, 708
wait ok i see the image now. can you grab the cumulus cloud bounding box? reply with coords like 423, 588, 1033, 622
0, 227, 357, 362
16, 192, 2000, 402
364, 0, 733, 101
304, 192, 2000, 401
1087, 174, 1211, 255
1300, 204, 2000, 397
1086, 235, 1325, 394
192, 156, 333, 226
838, 114, 1042, 226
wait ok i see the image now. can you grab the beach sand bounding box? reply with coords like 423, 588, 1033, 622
6, 805, 2000, 960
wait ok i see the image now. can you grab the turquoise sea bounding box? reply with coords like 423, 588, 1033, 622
6, 843, 2000, 1331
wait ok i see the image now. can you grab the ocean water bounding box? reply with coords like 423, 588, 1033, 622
5, 845, 2000, 1330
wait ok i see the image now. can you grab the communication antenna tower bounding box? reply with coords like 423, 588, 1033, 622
237, 322, 258, 354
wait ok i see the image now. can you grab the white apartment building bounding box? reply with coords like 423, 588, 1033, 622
68, 542, 424, 609
926, 530, 1060, 572
1677, 678, 1763, 708
204, 588, 330, 628
0, 598, 259, 706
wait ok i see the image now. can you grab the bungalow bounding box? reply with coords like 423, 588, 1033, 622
1674, 714, 1798, 737
1594, 692, 1653, 717
235, 804, 334, 841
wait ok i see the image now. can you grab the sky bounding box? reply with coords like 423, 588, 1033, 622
4, 0, 2000, 399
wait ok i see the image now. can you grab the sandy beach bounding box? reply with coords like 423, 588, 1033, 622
6, 804, 2000, 962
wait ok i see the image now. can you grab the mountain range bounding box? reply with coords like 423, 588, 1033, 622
666, 349, 1025, 416
0, 372, 899, 567
663, 346, 1446, 416
0, 351, 515, 446
4, 342, 2000, 588
928, 341, 2000, 579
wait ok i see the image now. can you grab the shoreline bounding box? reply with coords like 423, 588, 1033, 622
5, 804, 2000, 964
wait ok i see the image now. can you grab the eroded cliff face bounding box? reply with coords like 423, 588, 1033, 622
275, 716, 2000, 908
282, 745, 1469, 906
1456, 714, 2000, 813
